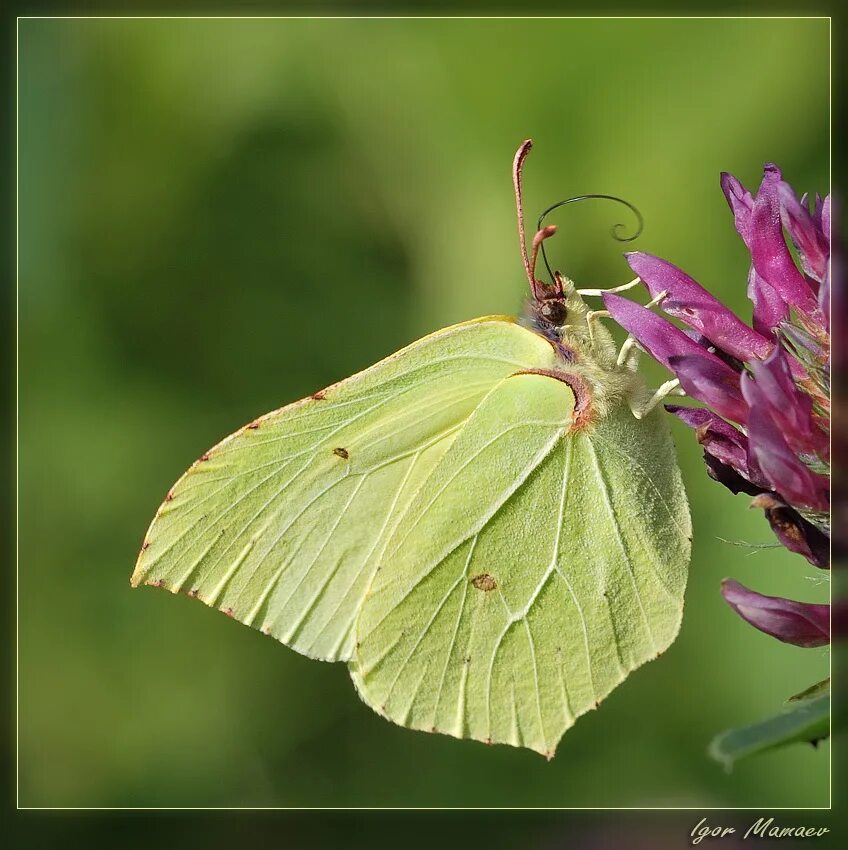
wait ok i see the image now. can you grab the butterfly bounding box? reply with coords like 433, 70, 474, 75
132, 140, 691, 759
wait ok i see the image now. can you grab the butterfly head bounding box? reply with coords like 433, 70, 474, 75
525, 296, 568, 348
537, 297, 568, 326
525, 271, 613, 358
516, 217, 603, 353
525, 261, 578, 330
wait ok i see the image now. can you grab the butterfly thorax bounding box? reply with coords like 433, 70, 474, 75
522, 276, 645, 425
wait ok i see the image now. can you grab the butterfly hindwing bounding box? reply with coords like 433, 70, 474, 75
351, 375, 690, 756
131, 318, 559, 662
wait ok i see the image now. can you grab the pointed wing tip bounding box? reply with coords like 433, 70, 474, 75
130, 552, 149, 588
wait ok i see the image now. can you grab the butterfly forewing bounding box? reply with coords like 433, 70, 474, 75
132, 318, 559, 662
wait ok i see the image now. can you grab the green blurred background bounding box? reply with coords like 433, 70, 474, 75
18, 17, 830, 808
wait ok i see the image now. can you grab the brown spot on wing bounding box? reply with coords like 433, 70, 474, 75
471, 573, 498, 592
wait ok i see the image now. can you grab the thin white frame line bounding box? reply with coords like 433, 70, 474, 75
14, 13, 833, 813
14, 15, 834, 21
12, 805, 837, 811
15, 9, 21, 816
827, 13, 833, 804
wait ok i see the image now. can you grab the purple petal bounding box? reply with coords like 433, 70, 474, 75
746, 347, 828, 458
819, 266, 830, 332
721, 170, 809, 331
604, 294, 749, 421
751, 165, 818, 315
750, 493, 830, 569
821, 195, 831, 248
743, 374, 829, 510
626, 252, 772, 361
721, 172, 754, 244
720, 579, 829, 647
680, 330, 744, 371
780, 320, 822, 358
664, 404, 743, 442
603, 293, 734, 371
747, 266, 789, 337
666, 404, 765, 494
776, 180, 829, 283
703, 453, 762, 496
665, 405, 748, 471
667, 354, 748, 424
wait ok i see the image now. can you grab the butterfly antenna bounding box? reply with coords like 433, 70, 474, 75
512, 140, 534, 288
513, 140, 560, 300
535, 194, 644, 285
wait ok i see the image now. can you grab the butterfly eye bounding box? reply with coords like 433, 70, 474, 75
539, 299, 567, 326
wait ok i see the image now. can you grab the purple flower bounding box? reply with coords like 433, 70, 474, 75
720, 579, 829, 648
604, 163, 830, 565
604, 162, 830, 646
625, 253, 773, 362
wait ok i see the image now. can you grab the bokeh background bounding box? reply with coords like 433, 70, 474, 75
18, 17, 830, 808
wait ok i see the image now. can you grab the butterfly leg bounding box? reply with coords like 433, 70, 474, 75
616, 336, 640, 367
629, 378, 685, 420
613, 288, 685, 417
585, 309, 610, 344
576, 276, 641, 297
